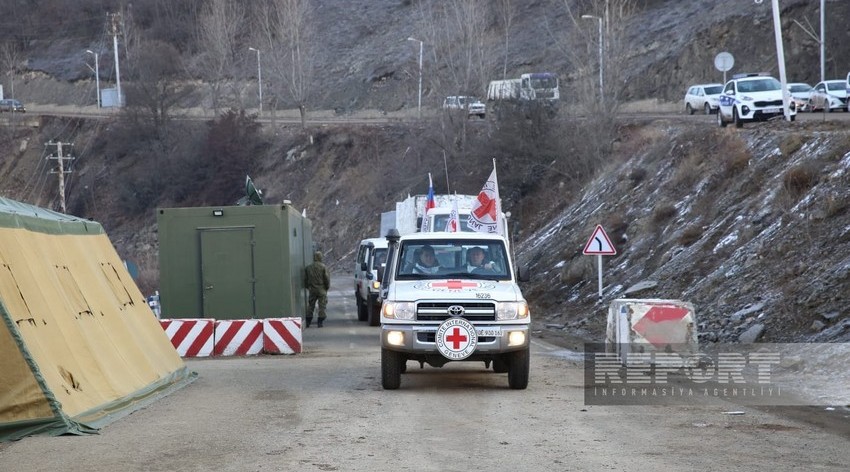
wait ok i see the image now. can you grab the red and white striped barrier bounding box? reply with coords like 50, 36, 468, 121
160, 319, 215, 357
214, 319, 264, 356
263, 318, 303, 354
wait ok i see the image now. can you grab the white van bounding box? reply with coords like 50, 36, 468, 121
354, 237, 388, 326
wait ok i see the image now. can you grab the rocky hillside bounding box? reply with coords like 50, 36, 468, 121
0, 0, 848, 346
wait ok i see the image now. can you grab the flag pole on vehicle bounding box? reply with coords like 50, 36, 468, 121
420, 173, 435, 232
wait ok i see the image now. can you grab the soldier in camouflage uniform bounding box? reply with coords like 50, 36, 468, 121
304, 251, 331, 328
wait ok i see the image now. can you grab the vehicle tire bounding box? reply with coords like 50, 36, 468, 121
826, 104, 832, 113
733, 108, 743, 128
356, 295, 368, 322
507, 348, 530, 390
492, 356, 509, 373
381, 348, 402, 390
704, 103, 711, 115
717, 109, 727, 128
367, 296, 380, 327
686, 103, 694, 115
790, 114, 796, 122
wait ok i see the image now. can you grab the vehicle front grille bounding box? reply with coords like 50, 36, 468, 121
754, 99, 783, 107
416, 302, 496, 322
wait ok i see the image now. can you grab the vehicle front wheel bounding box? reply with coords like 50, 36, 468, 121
507, 348, 530, 390
704, 103, 712, 115
733, 108, 743, 128
367, 297, 380, 326
356, 296, 368, 322
686, 103, 694, 115
717, 109, 727, 128
381, 348, 403, 390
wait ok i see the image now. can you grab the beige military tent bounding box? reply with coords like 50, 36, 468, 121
0, 198, 194, 441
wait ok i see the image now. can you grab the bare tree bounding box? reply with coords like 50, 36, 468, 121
254, 0, 316, 128
0, 43, 23, 98
124, 40, 194, 132
495, 0, 516, 80
196, 0, 246, 113
413, 0, 494, 157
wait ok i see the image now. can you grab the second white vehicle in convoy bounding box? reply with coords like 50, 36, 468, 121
684, 83, 723, 115
717, 73, 797, 128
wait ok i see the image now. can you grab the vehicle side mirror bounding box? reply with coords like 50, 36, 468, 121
517, 266, 530, 282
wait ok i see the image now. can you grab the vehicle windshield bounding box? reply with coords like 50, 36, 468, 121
704, 85, 723, 94
372, 248, 387, 269
530, 76, 557, 89
432, 213, 473, 232
395, 239, 511, 281
737, 78, 780, 93
789, 84, 812, 93
827, 82, 844, 91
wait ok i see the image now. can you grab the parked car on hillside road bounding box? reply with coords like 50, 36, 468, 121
684, 83, 723, 115
808, 80, 847, 112
717, 73, 796, 128
442, 96, 486, 119
787, 83, 813, 112
0, 99, 25, 113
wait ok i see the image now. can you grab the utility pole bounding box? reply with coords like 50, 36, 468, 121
46, 141, 74, 214
109, 12, 123, 106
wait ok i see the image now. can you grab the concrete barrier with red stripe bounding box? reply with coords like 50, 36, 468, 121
263, 318, 302, 354
214, 319, 264, 356
160, 319, 215, 357
160, 317, 302, 357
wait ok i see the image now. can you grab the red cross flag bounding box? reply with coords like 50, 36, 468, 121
467, 162, 502, 235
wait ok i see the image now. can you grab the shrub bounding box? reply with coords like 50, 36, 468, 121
679, 225, 703, 246
782, 163, 818, 199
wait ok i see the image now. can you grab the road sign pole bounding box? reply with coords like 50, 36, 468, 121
597, 254, 603, 301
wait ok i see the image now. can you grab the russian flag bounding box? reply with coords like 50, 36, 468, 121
420, 173, 435, 232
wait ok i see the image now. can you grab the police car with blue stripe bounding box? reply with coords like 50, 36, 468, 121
717, 73, 796, 128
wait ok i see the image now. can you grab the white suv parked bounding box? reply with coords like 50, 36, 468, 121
442, 95, 486, 119
717, 74, 796, 128
684, 83, 723, 115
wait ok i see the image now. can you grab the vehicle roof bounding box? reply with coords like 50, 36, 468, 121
360, 237, 389, 247
690, 83, 722, 88
399, 232, 508, 243
819, 80, 845, 84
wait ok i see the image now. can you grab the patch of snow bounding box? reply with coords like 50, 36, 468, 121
554, 261, 565, 269
713, 231, 739, 254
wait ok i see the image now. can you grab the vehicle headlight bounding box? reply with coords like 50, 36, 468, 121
740, 95, 754, 102
383, 301, 415, 320
496, 301, 529, 320
371, 281, 381, 290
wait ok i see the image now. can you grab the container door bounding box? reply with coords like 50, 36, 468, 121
200, 228, 255, 318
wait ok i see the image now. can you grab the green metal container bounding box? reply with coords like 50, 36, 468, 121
157, 203, 312, 319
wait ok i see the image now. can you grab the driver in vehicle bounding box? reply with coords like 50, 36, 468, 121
466, 246, 496, 272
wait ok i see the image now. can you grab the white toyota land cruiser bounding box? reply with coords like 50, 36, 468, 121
378, 230, 531, 390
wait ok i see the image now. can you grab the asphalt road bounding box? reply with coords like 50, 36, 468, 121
1, 275, 849, 471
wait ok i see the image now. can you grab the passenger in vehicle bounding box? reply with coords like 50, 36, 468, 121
413, 245, 440, 274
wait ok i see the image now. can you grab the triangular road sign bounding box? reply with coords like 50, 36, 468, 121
583, 225, 617, 255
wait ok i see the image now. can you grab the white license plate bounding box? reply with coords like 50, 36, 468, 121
764, 108, 780, 114
477, 328, 501, 337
